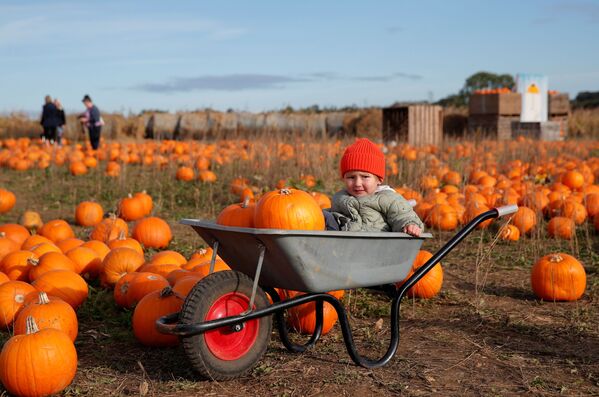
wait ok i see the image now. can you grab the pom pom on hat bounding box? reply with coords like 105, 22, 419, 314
340, 138, 385, 179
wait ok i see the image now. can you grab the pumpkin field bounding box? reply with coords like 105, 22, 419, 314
0, 134, 598, 396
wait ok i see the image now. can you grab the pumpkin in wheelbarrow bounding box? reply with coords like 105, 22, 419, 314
254, 188, 325, 230
396, 250, 443, 299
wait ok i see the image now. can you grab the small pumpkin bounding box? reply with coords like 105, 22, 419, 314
499, 224, 520, 241
0, 250, 37, 281
89, 214, 129, 243
118, 193, 146, 221
284, 290, 339, 335
132, 287, 184, 346
28, 252, 77, 281
19, 211, 43, 232
512, 206, 537, 235
216, 198, 256, 228
0, 223, 30, 246
75, 201, 104, 227
396, 250, 443, 299
0, 280, 37, 328
38, 219, 75, 243
547, 217, 575, 240
101, 247, 145, 287
0, 189, 16, 214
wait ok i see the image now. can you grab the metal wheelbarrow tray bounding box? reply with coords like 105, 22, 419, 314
157, 205, 518, 381
181, 220, 433, 292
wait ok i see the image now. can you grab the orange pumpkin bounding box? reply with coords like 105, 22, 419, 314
0, 280, 37, 328
254, 188, 325, 230
38, 219, 74, 243
28, 252, 77, 281
396, 250, 443, 298
0, 250, 37, 281
118, 194, 146, 221
0, 316, 78, 397
512, 206, 537, 235
14, 292, 78, 341
0, 223, 30, 246
75, 201, 104, 227
132, 287, 184, 346
499, 224, 520, 241
216, 198, 256, 228
65, 246, 102, 279
101, 247, 145, 287
547, 217, 575, 240
89, 215, 129, 243
31, 270, 89, 309
0, 189, 16, 214
132, 217, 172, 249
426, 204, 458, 231
531, 253, 586, 301
126, 272, 170, 308
284, 290, 339, 335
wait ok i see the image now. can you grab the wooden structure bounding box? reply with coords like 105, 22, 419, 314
548, 93, 570, 137
468, 93, 521, 139
382, 104, 443, 146
511, 121, 563, 141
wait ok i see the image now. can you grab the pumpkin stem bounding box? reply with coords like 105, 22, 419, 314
160, 286, 174, 297
280, 188, 291, 195
38, 291, 50, 305
128, 193, 133, 198
242, 197, 251, 208
27, 257, 40, 266
25, 316, 40, 335
118, 230, 126, 240
0, 232, 5, 238
548, 254, 564, 263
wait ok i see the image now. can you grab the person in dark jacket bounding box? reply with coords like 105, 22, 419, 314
40, 95, 60, 145
79, 94, 103, 150
54, 98, 66, 146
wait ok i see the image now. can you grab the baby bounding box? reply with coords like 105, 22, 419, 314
324, 138, 423, 236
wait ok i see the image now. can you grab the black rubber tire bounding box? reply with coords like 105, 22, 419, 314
180, 270, 272, 380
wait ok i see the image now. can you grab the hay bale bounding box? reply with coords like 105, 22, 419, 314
237, 112, 265, 136
145, 113, 179, 140
325, 112, 348, 136
178, 112, 213, 140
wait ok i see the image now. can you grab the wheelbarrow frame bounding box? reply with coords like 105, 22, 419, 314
156, 205, 517, 372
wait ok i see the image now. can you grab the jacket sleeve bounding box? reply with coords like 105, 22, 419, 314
380, 192, 424, 232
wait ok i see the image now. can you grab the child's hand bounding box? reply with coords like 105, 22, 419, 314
403, 224, 422, 237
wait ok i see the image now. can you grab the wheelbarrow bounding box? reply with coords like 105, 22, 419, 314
156, 204, 518, 380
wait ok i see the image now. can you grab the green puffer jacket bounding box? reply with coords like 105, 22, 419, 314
330, 186, 424, 232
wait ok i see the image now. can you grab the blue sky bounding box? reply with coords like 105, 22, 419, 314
1, 0, 599, 115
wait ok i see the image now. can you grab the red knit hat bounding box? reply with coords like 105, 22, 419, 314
340, 138, 385, 179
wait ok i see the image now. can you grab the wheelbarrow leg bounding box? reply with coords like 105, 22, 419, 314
265, 287, 324, 353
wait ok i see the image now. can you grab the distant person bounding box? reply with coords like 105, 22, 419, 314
79, 94, 103, 150
54, 98, 66, 146
40, 95, 60, 145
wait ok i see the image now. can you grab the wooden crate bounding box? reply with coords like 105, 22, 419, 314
468, 114, 519, 140
382, 104, 443, 146
549, 114, 569, 137
512, 121, 563, 141
469, 93, 521, 115
548, 93, 570, 115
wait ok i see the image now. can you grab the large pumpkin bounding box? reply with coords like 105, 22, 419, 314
14, 292, 78, 341
132, 217, 172, 249
0, 316, 78, 397
531, 253, 586, 301
254, 188, 325, 230
396, 250, 443, 299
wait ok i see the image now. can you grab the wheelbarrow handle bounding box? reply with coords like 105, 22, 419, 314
396, 205, 518, 299
495, 204, 518, 217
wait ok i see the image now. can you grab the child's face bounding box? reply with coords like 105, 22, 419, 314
343, 170, 381, 197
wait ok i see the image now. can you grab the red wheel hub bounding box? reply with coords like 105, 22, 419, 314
204, 292, 259, 360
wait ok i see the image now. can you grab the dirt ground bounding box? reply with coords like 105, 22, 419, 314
1, 168, 598, 397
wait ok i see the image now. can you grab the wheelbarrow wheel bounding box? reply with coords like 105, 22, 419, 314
180, 270, 272, 380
